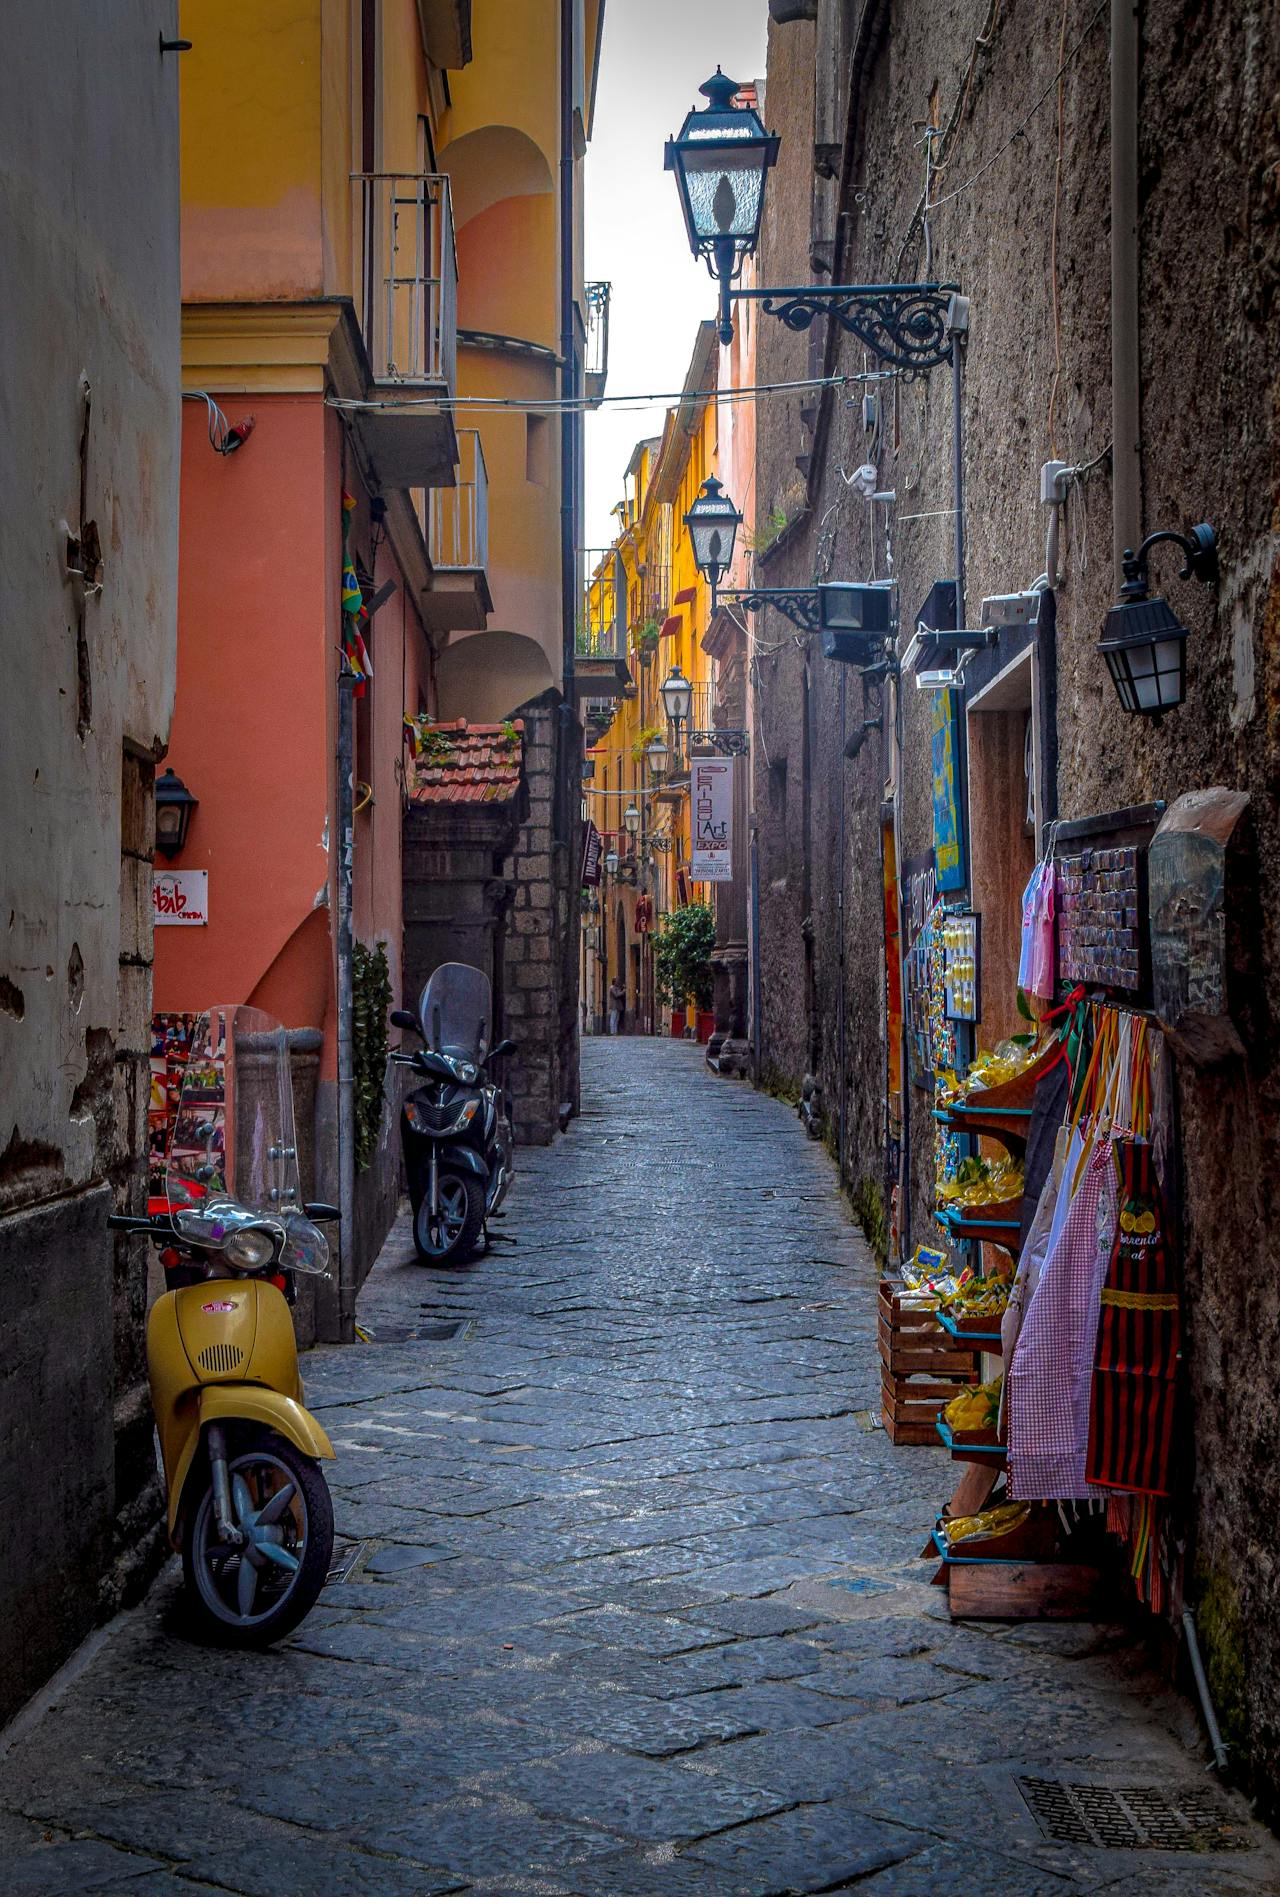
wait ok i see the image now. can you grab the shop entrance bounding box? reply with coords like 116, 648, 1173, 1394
966, 648, 1040, 1040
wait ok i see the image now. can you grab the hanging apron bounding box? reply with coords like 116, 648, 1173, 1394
1007, 1135, 1118, 1501
1086, 1137, 1179, 1495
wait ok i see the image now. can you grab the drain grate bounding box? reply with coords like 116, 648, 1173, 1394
1016, 1777, 1255, 1853
326, 1538, 374, 1585
357, 1320, 470, 1343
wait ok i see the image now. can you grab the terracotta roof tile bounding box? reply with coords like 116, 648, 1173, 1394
408, 718, 525, 806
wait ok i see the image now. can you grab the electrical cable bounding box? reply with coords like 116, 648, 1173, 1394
327, 372, 851, 419
923, 0, 1108, 216
1046, 0, 1072, 455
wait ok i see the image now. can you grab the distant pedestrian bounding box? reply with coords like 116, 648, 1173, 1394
608, 977, 626, 1035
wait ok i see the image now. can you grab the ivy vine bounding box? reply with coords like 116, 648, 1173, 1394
352, 939, 392, 1172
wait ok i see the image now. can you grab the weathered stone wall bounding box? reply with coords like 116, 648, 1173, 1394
503, 691, 582, 1144
757, 0, 1280, 1811
0, 3, 180, 1723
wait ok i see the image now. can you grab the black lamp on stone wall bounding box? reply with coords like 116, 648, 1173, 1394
1098, 524, 1217, 719
155, 767, 197, 859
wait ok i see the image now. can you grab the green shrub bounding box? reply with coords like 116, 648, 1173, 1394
652, 902, 715, 1011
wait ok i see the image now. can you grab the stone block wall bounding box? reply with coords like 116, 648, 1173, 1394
755, 0, 1280, 1818
502, 690, 582, 1145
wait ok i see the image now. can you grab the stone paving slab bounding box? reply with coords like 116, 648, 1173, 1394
0, 1039, 1276, 1894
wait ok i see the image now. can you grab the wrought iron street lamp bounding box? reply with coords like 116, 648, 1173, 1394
603, 846, 619, 876
660, 664, 693, 725
155, 767, 197, 860
683, 475, 741, 591
623, 800, 641, 838
645, 733, 670, 780
668, 70, 961, 368
664, 70, 779, 347
1098, 523, 1217, 718
685, 476, 895, 668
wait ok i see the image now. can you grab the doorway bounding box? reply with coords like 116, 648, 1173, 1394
965, 647, 1040, 1040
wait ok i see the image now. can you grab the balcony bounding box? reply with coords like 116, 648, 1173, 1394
584, 281, 611, 408
354, 172, 458, 488
575, 547, 630, 698
423, 430, 492, 633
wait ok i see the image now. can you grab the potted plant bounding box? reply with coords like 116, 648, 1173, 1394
652, 902, 715, 1038
634, 618, 661, 666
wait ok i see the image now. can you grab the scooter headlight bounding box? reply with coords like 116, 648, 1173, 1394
223, 1226, 277, 1272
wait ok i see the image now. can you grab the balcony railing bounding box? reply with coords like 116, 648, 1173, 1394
429, 429, 488, 570
584, 281, 610, 406
357, 172, 457, 388
579, 547, 626, 660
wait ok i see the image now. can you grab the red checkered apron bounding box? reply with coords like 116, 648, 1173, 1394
1086, 1138, 1179, 1495
1008, 1136, 1117, 1501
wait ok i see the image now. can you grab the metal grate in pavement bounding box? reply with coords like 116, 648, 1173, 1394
326, 1539, 374, 1585
355, 1320, 471, 1343
1016, 1777, 1255, 1852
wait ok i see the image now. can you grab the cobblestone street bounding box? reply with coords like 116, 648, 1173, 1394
2, 1040, 1276, 1894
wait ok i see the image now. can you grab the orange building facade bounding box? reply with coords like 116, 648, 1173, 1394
158, 1, 605, 1332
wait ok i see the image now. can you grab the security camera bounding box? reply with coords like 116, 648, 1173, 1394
981, 591, 1041, 628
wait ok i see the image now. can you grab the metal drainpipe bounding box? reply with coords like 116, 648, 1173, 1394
559, 0, 576, 703
1112, 0, 1142, 574
335, 670, 356, 1343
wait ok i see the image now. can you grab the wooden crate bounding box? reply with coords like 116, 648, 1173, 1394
878, 1280, 978, 1444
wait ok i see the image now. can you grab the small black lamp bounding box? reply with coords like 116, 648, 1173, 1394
155, 767, 197, 859
1098, 524, 1217, 718
684, 475, 742, 594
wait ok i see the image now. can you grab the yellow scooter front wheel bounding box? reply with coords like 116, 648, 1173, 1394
181, 1427, 333, 1646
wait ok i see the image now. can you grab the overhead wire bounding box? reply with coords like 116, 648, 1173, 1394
327, 371, 852, 420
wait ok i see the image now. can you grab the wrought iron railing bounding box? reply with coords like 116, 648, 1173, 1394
579, 547, 626, 659
429, 430, 488, 570
356, 172, 458, 387
584, 281, 611, 404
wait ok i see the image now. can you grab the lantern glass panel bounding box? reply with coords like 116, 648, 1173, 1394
661, 666, 692, 723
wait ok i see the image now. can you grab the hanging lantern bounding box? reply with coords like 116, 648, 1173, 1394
1098, 524, 1217, 719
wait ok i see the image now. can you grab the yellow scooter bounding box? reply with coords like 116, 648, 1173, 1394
110, 1004, 338, 1646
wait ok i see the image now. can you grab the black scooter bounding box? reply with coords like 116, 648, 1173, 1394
390, 962, 514, 1266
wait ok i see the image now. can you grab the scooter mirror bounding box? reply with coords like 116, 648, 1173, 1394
304, 1202, 341, 1223
488, 1038, 518, 1061
390, 1009, 419, 1033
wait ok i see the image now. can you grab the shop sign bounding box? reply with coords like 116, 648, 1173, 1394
690, 757, 733, 882
581, 820, 603, 887
154, 869, 208, 927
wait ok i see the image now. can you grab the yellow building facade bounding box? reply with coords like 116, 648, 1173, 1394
582, 323, 723, 1035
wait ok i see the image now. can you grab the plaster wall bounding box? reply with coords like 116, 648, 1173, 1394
757, 0, 1280, 1811
0, 0, 180, 1721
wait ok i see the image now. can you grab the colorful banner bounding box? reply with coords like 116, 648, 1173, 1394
930, 690, 965, 892
690, 757, 733, 883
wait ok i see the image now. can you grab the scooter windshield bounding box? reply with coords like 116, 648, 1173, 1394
418, 962, 492, 1064
165, 1005, 329, 1275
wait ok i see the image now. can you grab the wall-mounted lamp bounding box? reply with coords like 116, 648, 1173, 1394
155, 767, 198, 859
645, 734, 670, 780
1098, 523, 1217, 718
603, 847, 620, 876
623, 801, 641, 838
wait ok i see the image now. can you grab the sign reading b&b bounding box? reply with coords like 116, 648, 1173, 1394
690, 758, 733, 883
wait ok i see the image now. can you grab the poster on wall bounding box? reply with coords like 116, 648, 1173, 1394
690, 757, 733, 882
153, 869, 208, 926
930, 691, 966, 892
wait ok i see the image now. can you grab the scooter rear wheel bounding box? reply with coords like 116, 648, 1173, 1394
182, 1428, 333, 1647
414, 1170, 486, 1265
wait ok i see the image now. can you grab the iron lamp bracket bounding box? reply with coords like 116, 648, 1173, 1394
735, 282, 960, 377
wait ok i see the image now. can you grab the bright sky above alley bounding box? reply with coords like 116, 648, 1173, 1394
583, 0, 768, 549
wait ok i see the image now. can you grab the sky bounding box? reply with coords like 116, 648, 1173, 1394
583, 0, 769, 554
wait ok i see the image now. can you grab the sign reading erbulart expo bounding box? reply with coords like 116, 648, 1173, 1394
690, 757, 733, 882
153, 869, 209, 926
